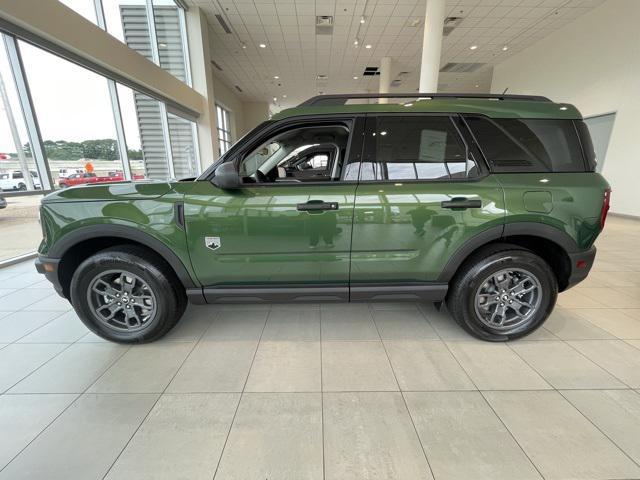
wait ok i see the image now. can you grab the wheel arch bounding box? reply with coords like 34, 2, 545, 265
50, 225, 197, 299
439, 223, 578, 292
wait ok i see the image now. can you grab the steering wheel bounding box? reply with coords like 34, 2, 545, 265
255, 170, 269, 183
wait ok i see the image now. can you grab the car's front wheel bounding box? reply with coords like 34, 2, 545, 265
70, 245, 187, 343
446, 244, 557, 341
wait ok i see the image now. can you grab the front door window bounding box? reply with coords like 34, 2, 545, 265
239, 124, 351, 183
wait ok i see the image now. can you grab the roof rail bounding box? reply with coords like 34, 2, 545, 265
298, 93, 551, 107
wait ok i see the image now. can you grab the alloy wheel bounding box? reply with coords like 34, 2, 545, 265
87, 269, 157, 332
474, 268, 542, 331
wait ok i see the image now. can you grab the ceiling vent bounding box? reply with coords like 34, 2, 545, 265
443, 16, 464, 36
210, 60, 223, 71
214, 14, 232, 34
390, 71, 410, 87
316, 74, 328, 80
363, 66, 380, 76
234, 85, 243, 93
316, 16, 334, 35
440, 62, 485, 73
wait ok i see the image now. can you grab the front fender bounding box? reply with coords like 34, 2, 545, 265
40, 196, 197, 289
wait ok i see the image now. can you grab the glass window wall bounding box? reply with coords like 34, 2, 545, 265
0, 36, 41, 192
0, 0, 198, 264
19, 41, 128, 188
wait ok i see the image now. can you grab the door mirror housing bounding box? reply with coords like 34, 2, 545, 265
212, 162, 241, 190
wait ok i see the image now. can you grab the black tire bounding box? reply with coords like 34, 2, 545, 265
18, 183, 26, 191
70, 245, 187, 343
446, 243, 557, 341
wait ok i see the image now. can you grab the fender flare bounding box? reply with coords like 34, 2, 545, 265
48, 224, 197, 288
437, 222, 579, 282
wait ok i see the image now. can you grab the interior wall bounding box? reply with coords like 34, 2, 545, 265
212, 74, 245, 140
491, 0, 640, 217
211, 73, 270, 140
242, 102, 270, 135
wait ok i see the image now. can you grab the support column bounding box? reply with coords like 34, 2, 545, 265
186, 6, 218, 168
379, 56, 393, 104
418, 0, 445, 93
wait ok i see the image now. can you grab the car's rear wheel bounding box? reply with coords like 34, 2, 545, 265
18, 183, 26, 191
446, 244, 557, 341
70, 245, 187, 343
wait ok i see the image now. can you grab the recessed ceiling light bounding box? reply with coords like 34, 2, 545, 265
365, 44, 372, 49
470, 45, 478, 50
241, 43, 247, 49
360, 16, 366, 24
380, 131, 387, 136
273, 97, 277, 102
353, 76, 358, 80
273, 75, 279, 79
354, 38, 359, 46
475, 84, 479, 88
259, 43, 267, 48
502, 45, 508, 51
282, 94, 287, 98
158, 42, 167, 48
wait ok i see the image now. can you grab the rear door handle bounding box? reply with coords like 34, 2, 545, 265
296, 200, 339, 212
441, 198, 482, 209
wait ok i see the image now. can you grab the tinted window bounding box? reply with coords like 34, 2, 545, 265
358, 116, 476, 181
466, 116, 586, 172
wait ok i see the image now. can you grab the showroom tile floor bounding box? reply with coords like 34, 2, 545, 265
0, 216, 640, 479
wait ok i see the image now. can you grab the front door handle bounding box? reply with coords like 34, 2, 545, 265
441, 197, 482, 210
296, 200, 339, 212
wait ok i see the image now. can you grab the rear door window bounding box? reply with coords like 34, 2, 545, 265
358, 116, 478, 181
465, 116, 587, 172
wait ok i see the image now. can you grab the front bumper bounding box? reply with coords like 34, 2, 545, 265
34, 256, 65, 298
565, 246, 597, 290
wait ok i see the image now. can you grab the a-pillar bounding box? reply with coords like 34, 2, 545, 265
418, 0, 445, 93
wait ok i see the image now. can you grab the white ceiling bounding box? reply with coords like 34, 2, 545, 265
186, 0, 604, 109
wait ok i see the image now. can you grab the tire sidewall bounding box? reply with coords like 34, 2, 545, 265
458, 251, 557, 341
70, 252, 176, 343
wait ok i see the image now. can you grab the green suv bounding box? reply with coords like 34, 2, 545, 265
35, 93, 610, 343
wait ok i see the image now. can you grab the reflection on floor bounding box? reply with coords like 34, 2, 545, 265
0, 215, 639, 479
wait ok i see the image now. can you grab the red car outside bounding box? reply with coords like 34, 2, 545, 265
58, 171, 145, 187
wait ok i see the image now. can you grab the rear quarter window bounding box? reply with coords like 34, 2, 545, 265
465, 116, 587, 173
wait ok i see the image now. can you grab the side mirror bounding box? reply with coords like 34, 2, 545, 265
212, 162, 241, 190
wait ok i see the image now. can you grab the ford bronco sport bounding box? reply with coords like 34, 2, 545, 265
35, 93, 610, 343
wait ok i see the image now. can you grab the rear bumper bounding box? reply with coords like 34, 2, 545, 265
565, 246, 597, 290
34, 256, 65, 298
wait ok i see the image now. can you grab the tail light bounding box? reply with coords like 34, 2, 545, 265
600, 188, 611, 228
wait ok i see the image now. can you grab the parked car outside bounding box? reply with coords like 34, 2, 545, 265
58, 168, 86, 179
0, 170, 42, 190
0, 193, 6, 209
58, 171, 145, 187
35, 93, 609, 344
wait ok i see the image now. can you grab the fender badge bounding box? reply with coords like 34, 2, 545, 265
205, 236, 221, 251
